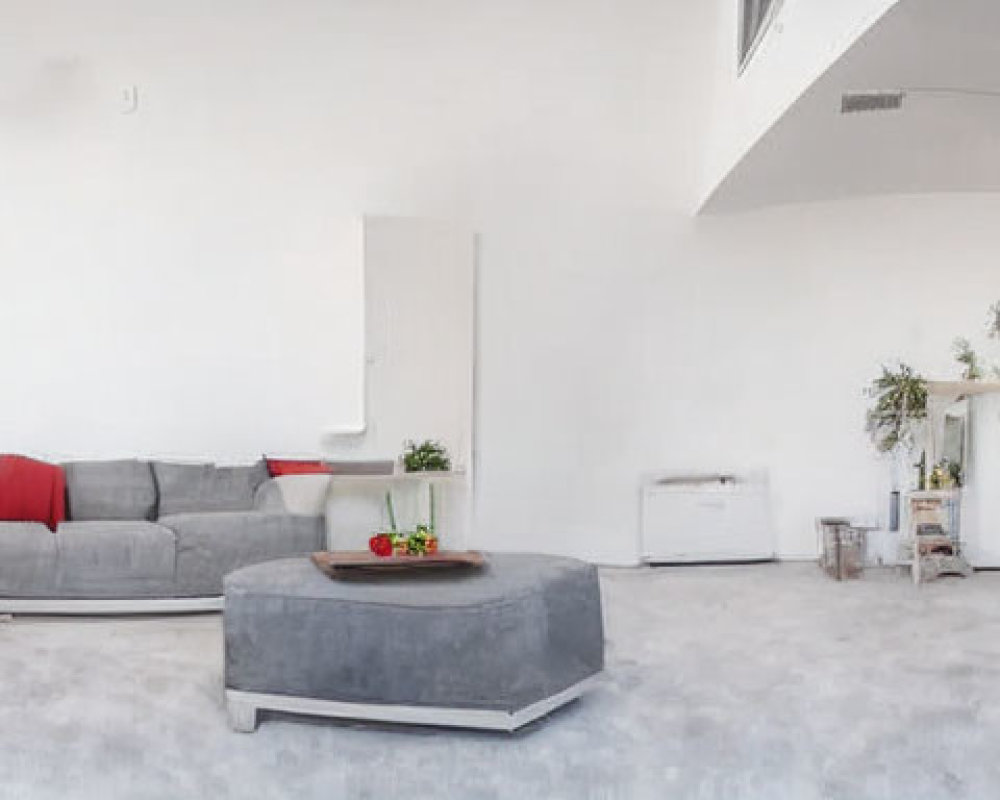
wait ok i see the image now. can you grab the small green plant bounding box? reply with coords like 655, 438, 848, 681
405, 525, 436, 554
953, 337, 983, 381
929, 458, 962, 490
402, 440, 451, 472
948, 459, 963, 487
866, 363, 928, 453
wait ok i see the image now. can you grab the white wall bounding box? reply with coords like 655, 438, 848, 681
0, 21, 366, 461
3, 0, 998, 564
701, 0, 900, 207
473, 189, 1000, 563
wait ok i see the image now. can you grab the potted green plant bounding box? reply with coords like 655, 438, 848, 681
953, 338, 983, 381
929, 459, 962, 490
866, 363, 929, 517
402, 440, 452, 473
865, 363, 928, 455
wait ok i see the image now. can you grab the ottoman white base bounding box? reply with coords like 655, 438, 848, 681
226, 675, 599, 733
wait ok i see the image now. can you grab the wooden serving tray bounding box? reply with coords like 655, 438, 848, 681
311, 550, 486, 578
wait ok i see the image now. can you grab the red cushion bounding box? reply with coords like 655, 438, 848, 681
265, 458, 333, 477
0, 455, 66, 531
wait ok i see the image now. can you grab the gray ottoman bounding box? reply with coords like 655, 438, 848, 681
223, 553, 604, 732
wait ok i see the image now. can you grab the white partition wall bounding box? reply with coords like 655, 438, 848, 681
359, 216, 475, 468
324, 216, 476, 551
962, 393, 1000, 567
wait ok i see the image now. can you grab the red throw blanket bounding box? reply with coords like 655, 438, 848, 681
0, 455, 66, 531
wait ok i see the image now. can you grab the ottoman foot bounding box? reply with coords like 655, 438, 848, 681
227, 692, 259, 733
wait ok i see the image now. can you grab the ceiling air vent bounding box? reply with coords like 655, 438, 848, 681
841, 91, 906, 114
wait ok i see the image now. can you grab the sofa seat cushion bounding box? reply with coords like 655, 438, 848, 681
55, 521, 177, 595
63, 460, 156, 521
0, 523, 58, 596
162, 512, 324, 596
153, 461, 270, 516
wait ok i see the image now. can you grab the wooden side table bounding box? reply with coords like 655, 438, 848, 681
904, 490, 970, 584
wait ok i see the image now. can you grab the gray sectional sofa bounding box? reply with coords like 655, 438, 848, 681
0, 459, 324, 613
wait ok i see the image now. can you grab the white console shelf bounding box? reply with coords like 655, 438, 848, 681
325, 470, 472, 552
329, 471, 467, 483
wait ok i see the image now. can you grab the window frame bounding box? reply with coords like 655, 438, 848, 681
738, 0, 784, 75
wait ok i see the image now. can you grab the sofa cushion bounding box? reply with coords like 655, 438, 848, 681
265, 458, 332, 477
55, 521, 177, 595
153, 461, 269, 516
0, 522, 58, 596
162, 512, 324, 596
270, 475, 332, 516
64, 460, 156, 521
253, 479, 286, 513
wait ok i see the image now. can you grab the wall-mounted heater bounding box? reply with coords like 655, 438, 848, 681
640, 472, 775, 564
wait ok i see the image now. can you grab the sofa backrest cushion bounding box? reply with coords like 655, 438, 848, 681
253, 479, 287, 513
64, 460, 156, 521
270, 474, 332, 516
153, 460, 269, 516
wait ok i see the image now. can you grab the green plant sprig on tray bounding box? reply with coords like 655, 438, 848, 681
368, 525, 439, 557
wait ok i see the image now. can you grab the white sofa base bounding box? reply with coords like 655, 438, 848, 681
0, 596, 223, 616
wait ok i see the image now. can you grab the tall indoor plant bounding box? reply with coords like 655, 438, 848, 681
866, 363, 928, 455
866, 363, 928, 526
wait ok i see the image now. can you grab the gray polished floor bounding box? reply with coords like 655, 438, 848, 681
3, 564, 1000, 799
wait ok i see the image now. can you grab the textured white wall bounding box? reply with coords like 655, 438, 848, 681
632, 194, 1000, 560
472, 191, 1000, 563
2, 1, 996, 563
0, 17, 367, 461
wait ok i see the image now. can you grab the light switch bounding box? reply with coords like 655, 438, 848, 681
120, 85, 139, 114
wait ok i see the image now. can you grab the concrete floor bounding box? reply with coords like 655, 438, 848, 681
3, 564, 1000, 799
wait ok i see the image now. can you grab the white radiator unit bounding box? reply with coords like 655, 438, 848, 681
641, 472, 775, 564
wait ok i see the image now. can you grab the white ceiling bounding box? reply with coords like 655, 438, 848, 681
702, 0, 1000, 213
